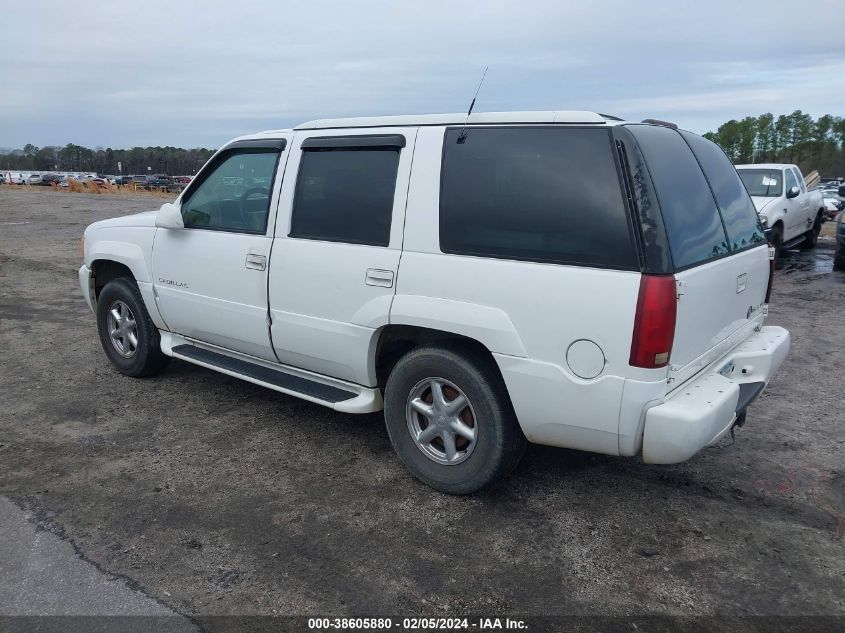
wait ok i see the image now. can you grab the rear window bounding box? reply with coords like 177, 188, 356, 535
681, 132, 766, 252
628, 125, 729, 269
439, 127, 636, 269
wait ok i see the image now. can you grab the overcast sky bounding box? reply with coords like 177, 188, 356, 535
1, 0, 842, 150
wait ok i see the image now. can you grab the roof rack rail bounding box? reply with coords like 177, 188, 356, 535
641, 118, 678, 129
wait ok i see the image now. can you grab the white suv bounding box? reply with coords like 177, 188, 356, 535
79, 111, 790, 493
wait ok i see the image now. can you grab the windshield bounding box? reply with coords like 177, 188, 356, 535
738, 169, 782, 197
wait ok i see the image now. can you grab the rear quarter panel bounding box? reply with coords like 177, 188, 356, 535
395, 126, 647, 455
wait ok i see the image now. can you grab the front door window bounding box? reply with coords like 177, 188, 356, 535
181, 150, 279, 233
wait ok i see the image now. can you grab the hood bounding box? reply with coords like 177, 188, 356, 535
87, 209, 159, 232
751, 196, 778, 215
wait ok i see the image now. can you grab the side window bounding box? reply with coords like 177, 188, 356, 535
439, 127, 637, 269
628, 125, 729, 269
182, 149, 279, 233
680, 132, 765, 252
792, 167, 805, 193
785, 168, 798, 194
289, 146, 400, 247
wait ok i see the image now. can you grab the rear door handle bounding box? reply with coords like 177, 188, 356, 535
245, 254, 267, 271
365, 268, 394, 288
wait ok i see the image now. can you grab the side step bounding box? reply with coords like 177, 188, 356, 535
782, 235, 807, 250
166, 340, 382, 413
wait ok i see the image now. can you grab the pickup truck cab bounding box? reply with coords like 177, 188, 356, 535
80, 111, 790, 494
736, 163, 825, 259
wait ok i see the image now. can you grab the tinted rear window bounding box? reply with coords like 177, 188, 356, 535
439, 127, 636, 269
290, 148, 399, 246
681, 132, 766, 252
628, 125, 729, 269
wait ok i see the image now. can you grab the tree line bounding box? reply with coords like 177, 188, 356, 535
702, 111, 845, 176
0, 143, 215, 176
2, 110, 843, 177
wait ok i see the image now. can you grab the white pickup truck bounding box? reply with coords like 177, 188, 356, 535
735, 163, 825, 259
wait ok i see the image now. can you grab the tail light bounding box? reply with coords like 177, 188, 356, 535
764, 245, 775, 303
629, 275, 677, 369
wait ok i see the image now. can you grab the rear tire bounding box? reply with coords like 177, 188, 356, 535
96, 278, 170, 377
800, 212, 823, 250
383, 344, 526, 494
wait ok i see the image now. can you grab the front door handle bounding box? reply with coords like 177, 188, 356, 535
245, 254, 267, 271
365, 268, 394, 288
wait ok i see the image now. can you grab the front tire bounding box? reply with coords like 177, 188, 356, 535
800, 212, 823, 250
384, 344, 526, 494
770, 224, 784, 269
96, 277, 169, 377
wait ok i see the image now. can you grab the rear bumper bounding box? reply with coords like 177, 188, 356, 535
642, 325, 790, 464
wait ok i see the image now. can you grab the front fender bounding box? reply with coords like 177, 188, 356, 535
86, 240, 152, 283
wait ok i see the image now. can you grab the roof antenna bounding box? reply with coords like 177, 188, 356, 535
456, 66, 488, 144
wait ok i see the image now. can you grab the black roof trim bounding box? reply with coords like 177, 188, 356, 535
301, 134, 406, 149
223, 138, 287, 151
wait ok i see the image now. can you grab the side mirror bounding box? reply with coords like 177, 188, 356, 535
155, 202, 184, 229
786, 186, 800, 199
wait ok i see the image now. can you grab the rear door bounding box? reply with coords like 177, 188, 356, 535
627, 125, 769, 385
267, 128, 416, 386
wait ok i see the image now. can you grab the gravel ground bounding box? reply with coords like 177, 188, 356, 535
0, 188, 843, 625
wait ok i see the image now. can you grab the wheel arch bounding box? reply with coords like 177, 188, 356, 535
89, 254, 167, 330
373, 324, 509, 391
91, 259, 135, 298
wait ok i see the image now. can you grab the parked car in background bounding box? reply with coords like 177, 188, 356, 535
736, 163, 826, 259
0, 174, 6, 185
27, 174, 42, 185
90, 178, 108, 189
823, 192, 844, 220
79, 112, 788, 493
39, 174, 63, 186
115, 176, 133, 186
145, 177, 175, 191
835, 210, 845, 271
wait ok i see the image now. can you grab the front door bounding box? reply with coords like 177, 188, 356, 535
267, 128, 417, 385
783, 167, 803, 236
152, 138, 289, 361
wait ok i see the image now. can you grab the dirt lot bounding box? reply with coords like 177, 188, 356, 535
1, 188, 843, 624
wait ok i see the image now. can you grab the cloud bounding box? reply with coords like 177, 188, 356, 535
0, 0, 840, 149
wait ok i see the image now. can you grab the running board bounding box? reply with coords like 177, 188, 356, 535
782, 235, 806, 250
161, 334, 382, 413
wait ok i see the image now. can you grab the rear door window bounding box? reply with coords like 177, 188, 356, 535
439, 127, 636, 269
627, 125, 729, 269
290, 147, 400, 247
680, 132, 766, 252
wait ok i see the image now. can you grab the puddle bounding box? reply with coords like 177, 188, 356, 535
780, 247, 833, 274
